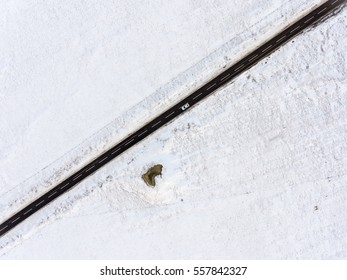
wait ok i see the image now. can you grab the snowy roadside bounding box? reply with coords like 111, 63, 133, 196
0, 0, 323, 220
1, 2, 346, 258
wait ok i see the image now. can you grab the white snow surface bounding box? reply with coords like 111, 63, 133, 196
1, 0, 347, 259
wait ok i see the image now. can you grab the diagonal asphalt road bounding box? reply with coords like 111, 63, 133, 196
0, 0, 345, 238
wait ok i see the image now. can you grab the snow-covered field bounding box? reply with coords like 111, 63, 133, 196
1, 0, 346, 259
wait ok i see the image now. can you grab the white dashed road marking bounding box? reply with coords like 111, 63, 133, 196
290, 25, 300, 34
206, 83, 216, 90
60, 183, 69, 190
262, 45, 272, 53
152, 121, 161, 128
318, 7, 328, 14
125, 139, 135, 146
249, 54, 258, 62
165, 111, 175, 119
220, 73, 231, 81
24, 209, 32, 215
0, 225, 8, 230
99, 157, 108, 163
111, 148, 121, 154
11, 217, 20, 224
304, 16, 315, 24
48, 191, 58, 198
234, 64, 244, 72
193, 92, 203, 100
276, 35, 287, 43
36, 200, 45, 207
86, 165, 95, 172
73, 173, 83, 180
331, 0, 338, 5
138, 130, 148, 137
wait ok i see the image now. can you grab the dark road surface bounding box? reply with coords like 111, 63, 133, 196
0, 0, 345, 237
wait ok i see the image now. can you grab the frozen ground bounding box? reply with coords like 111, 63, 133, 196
0, 0, 324, 204
1, 0, 346, 259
